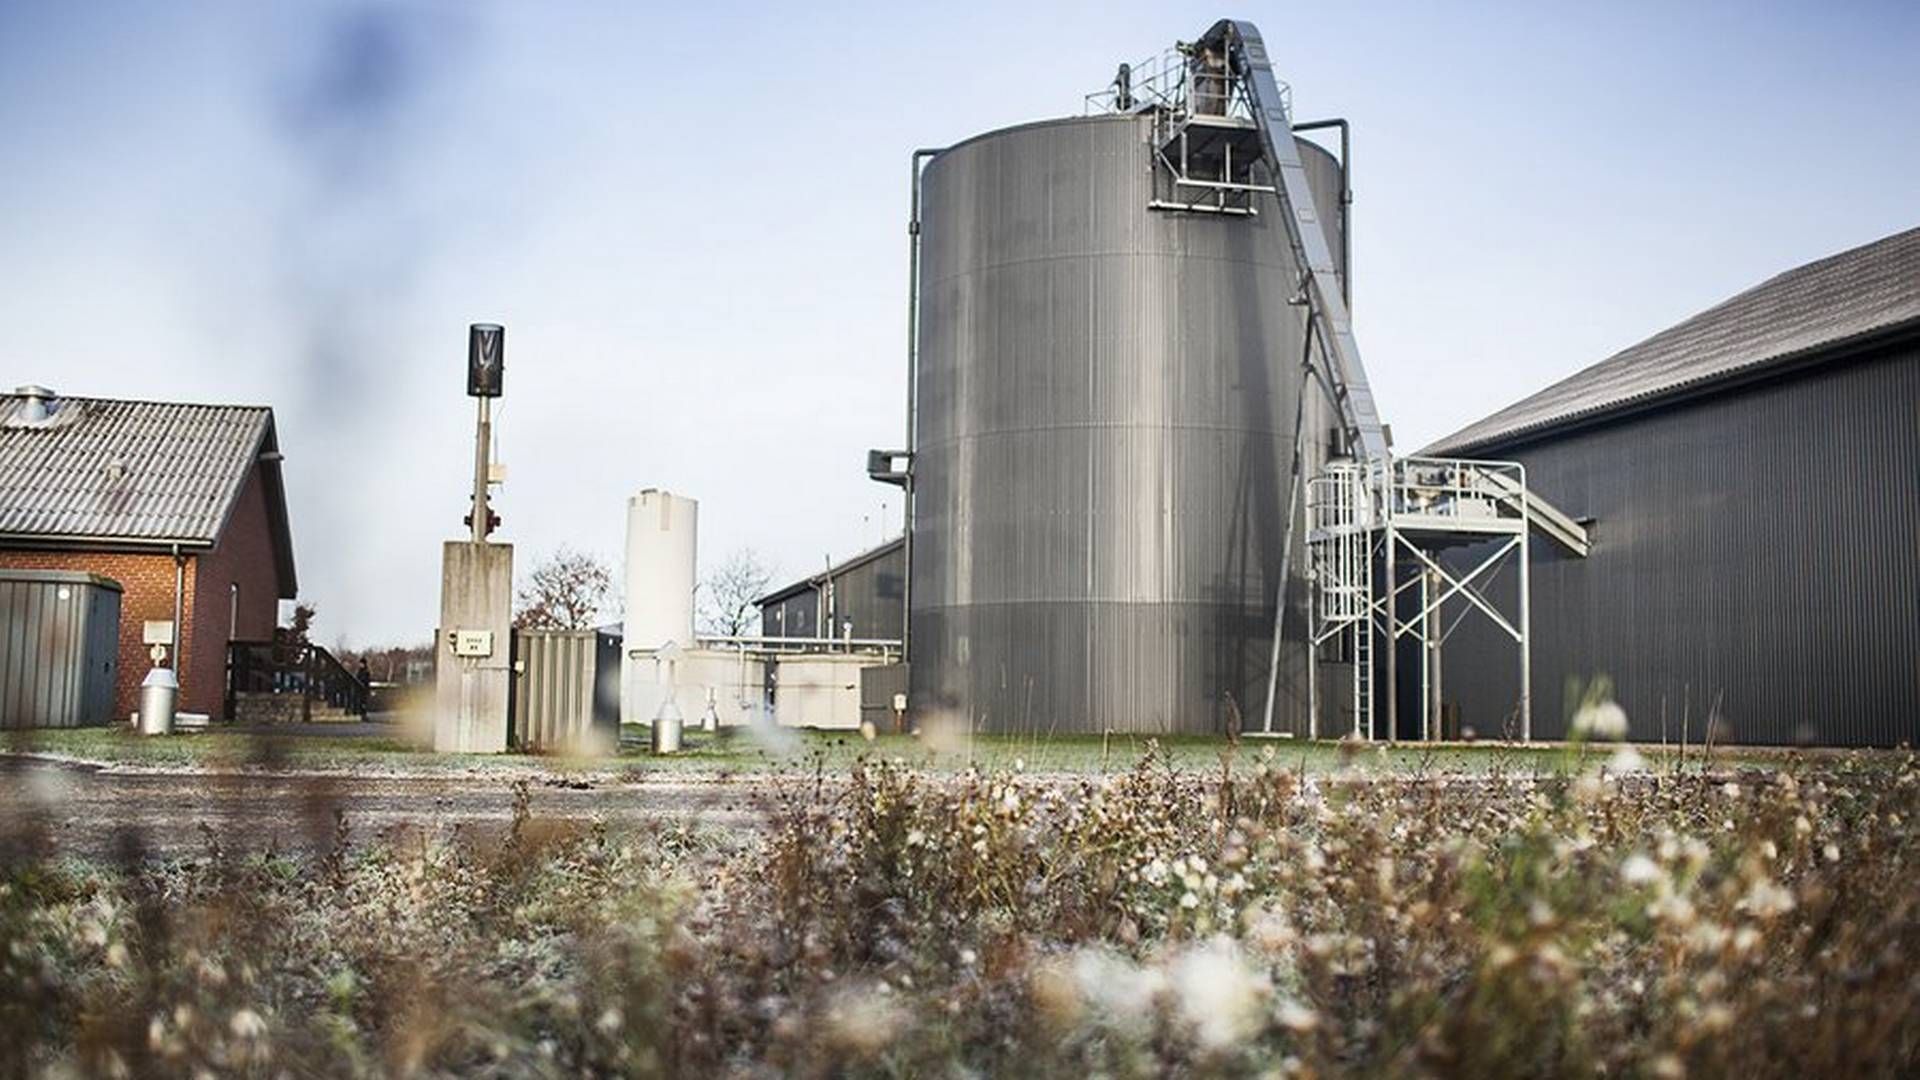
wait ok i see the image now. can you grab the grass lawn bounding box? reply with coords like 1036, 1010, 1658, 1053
1, 721, 1841, 777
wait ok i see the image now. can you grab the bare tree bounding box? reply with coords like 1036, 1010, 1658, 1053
699, 548, 775, 637
515, 547, 615, 631
284, 601, 318, 644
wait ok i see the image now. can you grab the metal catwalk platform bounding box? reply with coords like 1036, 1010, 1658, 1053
1303, 456, 1541, 741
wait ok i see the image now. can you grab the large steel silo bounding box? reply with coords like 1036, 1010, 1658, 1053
911, 112, 1346, 735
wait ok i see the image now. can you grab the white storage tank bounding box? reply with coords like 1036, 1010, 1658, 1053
623, 489, 698, 650
622, 489, 698, 727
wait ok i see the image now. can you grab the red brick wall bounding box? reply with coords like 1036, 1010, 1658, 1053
0, 549, 194, 719
0, 464, 288, 721
192, 465, 285, 710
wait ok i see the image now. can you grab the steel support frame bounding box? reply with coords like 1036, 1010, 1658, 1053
1379, 530, 1527, 743
1297, 461, 1535, 744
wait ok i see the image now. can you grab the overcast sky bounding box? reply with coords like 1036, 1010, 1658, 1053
2, 1, 1915, 647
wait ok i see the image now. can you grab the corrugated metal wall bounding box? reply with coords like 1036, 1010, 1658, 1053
512, 629, 619, 752
861, 661, 909, 731
0, 570, 122, 728
761, 593, 817, 639
1437, 341, 1920, 747
829, 548, 905, 641
760, 544, 906, 641
911, 113, 1344, 734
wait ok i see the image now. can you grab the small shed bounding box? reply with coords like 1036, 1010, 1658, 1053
0, 569, 122, 728
511, 627, 621, 752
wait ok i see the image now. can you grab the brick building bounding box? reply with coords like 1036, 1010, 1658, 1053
0, 387, 297, 720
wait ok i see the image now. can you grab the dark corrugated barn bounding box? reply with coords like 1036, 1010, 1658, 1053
1424, 225, 1920, 747
757, 538, 905, 642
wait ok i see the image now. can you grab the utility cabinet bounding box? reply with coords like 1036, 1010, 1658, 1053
511, 627, 621, 753
0, 570, 123, 729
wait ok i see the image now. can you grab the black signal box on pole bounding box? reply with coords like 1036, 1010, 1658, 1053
468, 323, 505, 397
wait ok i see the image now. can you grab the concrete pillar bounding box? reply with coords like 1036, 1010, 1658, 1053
435, 540, 514, 752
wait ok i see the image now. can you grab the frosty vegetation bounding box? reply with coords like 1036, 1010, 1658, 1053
1, 747, 1914, 1077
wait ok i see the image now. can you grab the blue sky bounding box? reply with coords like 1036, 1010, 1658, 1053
2, 1, 1915, 646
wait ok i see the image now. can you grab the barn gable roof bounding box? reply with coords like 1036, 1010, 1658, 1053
1428, 225, 1920, 456
0, 392, 297, 597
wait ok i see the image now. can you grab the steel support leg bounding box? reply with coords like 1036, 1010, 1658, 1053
1306, 583, 1319, 739
1383, 519, 1397, 743
1519, 531, 1532, 743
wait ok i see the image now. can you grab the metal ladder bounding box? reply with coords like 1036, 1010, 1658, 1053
1351, 600, 1373, 738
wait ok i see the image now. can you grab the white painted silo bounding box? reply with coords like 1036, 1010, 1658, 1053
622, 489, 698, 728
623, 489, 698, 650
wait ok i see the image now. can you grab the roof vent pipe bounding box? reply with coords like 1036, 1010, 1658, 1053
14, 385, 55, 423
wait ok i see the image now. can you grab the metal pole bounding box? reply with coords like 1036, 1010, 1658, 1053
1433, 589, 1446, 739
1519, 531, 1532, 743
903, 147, 940, 665
471, 396, 491, 544
170, 543, 185, 693
1420, 566, 1431, 742
1260, 326, 1319, 735
1292, 118, 1351, 309
1306, 584, 1318, 739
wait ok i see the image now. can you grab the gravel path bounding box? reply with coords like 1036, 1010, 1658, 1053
0, 756, 775, 861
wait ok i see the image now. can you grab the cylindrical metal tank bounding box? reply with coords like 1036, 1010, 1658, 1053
623, 489, 698, 651
911, 113, 1345, 735
621, 489, 698, 728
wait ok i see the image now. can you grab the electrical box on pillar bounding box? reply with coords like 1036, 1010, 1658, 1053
436, 321, 515, 753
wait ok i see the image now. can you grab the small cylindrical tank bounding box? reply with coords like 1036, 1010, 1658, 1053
138, 666, 177, 736
910, 112, 1345, 735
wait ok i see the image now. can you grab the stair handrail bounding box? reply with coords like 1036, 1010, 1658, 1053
225, 637, 368, 721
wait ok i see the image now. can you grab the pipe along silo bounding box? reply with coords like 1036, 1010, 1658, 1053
907, 105, 1347, 735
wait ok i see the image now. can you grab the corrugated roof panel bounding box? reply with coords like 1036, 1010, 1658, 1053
1427, 225, 1920, 455
0, 395, 272, 544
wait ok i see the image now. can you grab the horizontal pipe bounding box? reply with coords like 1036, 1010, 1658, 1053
1171, 175, 1278, 195
1148, 200, 1259, 217
626, 636, 905, 662
691, 634, 902, 649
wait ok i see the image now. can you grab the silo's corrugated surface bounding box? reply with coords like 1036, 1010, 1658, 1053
912, 113, 1344, 734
